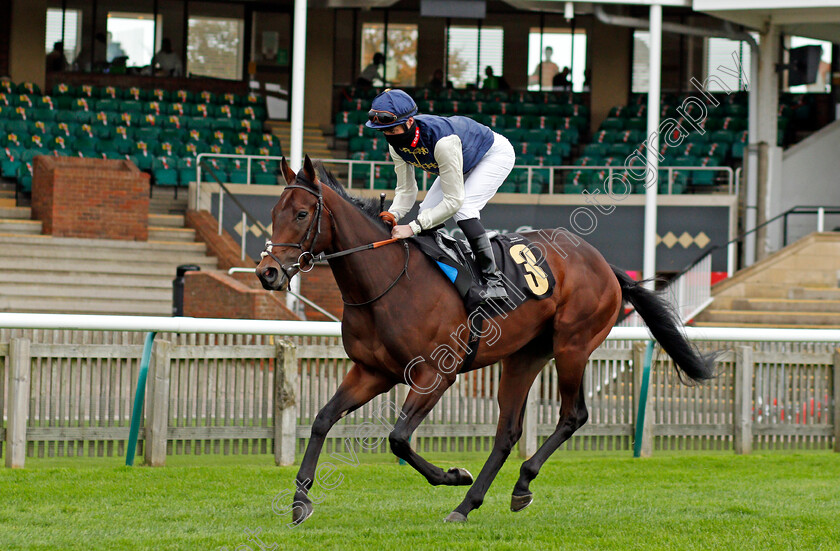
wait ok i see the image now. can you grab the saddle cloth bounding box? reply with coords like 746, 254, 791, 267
410, 230, 556, 315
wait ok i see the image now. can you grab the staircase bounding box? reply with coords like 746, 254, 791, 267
265, 121, 337, 160
695, 232, 840, 328
0, 202, 220, 316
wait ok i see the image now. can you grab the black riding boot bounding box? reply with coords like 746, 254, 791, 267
457, 218, 508, 301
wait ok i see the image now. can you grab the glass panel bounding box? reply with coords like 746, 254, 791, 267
527, 28, 586, 92
187, 16, 244, 80
447, 26, 503, 89
106, 12, 161, 68
787, 36, 832, 93
360, 23, 418, 87
45, 8, 82, 63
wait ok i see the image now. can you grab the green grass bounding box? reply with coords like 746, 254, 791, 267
2, 451, 839, 550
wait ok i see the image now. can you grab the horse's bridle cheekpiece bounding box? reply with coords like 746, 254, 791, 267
261, 181, 409, 306
261, 183, 325, 283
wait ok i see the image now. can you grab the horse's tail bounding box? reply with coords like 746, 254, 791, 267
612, 266, 716, 384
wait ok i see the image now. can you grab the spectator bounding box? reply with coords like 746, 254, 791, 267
357, 52, 385, 87
529, 46, 559, 89
552, 66, 571, 90
482, 66, 509, 91
427, 68, 453, 90
152, 38, 183, 76
73, 32, 108, 72
46, 42, 68, 73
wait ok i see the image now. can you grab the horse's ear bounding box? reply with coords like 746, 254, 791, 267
280, 157, 296, 185
302, 155, 317, 186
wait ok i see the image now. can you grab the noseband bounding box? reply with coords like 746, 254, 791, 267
261, 184, 325, 282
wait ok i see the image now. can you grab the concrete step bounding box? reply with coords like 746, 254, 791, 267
148, 226, 196, 242
789, 287, 840, 301
701, 309, 840, 326
1, 283, 171, 302
0, 233, 207, 253
0, 206, 31, 219
0, 256, 216, 276
148, 213, 185, 228
730, 298, 840, 313
0, 243, 213, 264
0, 270, 175, 289
694, 321, 840, 330
0, 218, 41, 234
0, 295, 172, 316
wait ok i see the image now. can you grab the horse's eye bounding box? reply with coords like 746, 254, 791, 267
296, 210, 308, 220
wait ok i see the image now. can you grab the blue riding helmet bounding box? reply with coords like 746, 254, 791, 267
365, 89, 418, 129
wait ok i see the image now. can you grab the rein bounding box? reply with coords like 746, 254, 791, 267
261, 183, 408, 307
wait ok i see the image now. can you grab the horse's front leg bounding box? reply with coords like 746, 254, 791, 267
292, 363, 394, 524
388, 368, 473, 488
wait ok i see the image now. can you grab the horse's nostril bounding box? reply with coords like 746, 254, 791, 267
263, 267, 278, 283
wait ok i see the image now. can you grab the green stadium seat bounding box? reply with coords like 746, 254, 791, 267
227, 159, 248, 184
608, 143, 634, 158
187, 117, 213, 131
217, 92, 237, 106
200, 158, 228, 182
132, 145, 155, 171
177, 157, 199, 184
173, 89, 195, 104
709, 130, 736, 144
197, 90, 216, 104
349, 136, 369, 152
207, 143, 233, 155
217, 104, 240, 119
168, 102, 193, 117
540, 142, 569, 158
600, 117, 624, 131
241, 105, 266, 121
731, 131, 749, 159
335, 123, 356, 139
583, 143, 608, 158
211, 118, 236, 132
16, 82, 40, 95
16, 162, 33, 192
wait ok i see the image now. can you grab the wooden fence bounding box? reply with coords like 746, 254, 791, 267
1, 331, 839, 467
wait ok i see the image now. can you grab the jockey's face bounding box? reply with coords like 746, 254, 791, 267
382, 117, 414, 135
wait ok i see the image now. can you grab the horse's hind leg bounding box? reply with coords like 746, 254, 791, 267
511, 350, 589, 511
445, 347, 547, 522
388, 373, 474, 488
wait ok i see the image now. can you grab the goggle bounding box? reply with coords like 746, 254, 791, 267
368, 109, 401, 125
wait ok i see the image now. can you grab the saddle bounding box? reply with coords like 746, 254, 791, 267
410, 229, 556, 316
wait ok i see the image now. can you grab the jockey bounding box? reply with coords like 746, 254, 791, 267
366, 88, 515, 300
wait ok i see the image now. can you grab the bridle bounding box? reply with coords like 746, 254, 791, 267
260, 182, 409, 306
261, 183, 325, 284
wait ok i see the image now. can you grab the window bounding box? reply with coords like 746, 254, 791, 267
106, 12, 161, 67
631, 31, 650, 94
704, 37, 753, 93
787, 36, 832, 93
360, 23, 418, 87
187, 16, 244, 80
527, 28, 586, 92
446, 26, 503, 89
45, 8, 82, 63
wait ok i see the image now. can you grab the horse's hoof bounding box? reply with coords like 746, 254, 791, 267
291, 501, 314, 525
448, 467, 474, 486
510, 493, 533, 512
444, 511, 468, 523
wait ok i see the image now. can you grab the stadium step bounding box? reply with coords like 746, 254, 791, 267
265, 121, 336, 159
788, 286, 840, 301
0, 205, 31, 219
701, 309, 840, 326
148, 226, 197, 242
730, 298, 840, 313
149, 213, 185, 228
0, 295, 173, 316
0, 218, 42, 234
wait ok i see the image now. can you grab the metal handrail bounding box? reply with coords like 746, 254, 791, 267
193, 153, 737, 196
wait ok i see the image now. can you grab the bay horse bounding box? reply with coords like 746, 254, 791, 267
257, 156, 715, 524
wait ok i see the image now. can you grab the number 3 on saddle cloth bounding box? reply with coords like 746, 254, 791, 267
410, 229, 557, 369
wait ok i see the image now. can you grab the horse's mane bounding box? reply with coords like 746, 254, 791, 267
296, 161, 384, 222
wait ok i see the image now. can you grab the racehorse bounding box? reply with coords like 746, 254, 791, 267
257, 156, 715, 524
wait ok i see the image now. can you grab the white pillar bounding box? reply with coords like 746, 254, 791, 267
289, 0, 308, 172
643, 4, 662, 288
744, 41, 760, 267
755, 24, 781, 261
286, 0, 308, 316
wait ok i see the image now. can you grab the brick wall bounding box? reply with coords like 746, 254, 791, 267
31, 156, 149, 240
185, 209, 255, 270
184, 271, 299, 320
299, 264, 344, 321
